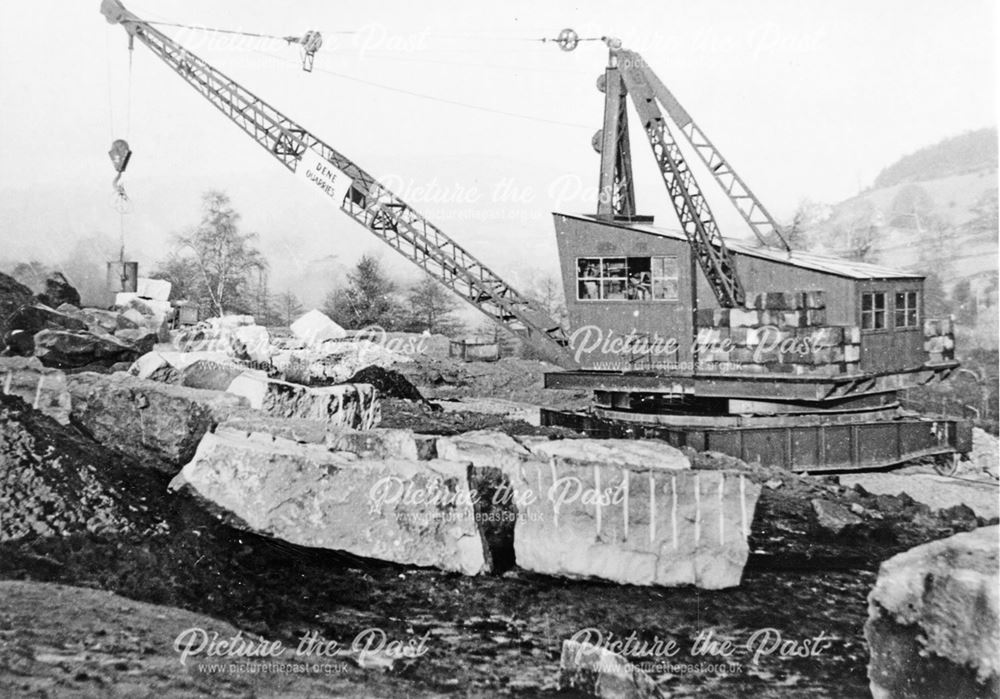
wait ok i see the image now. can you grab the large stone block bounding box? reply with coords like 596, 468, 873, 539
435, 431, 757, 589
0, 356, 71, 424
171, 429, 492, 575
508, 460, 760, 589
865, 525, 999, 698
226, 372, 380, 429
67, 372, 245, 472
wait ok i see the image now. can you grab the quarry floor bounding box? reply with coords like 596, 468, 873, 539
1, 348, 997, 697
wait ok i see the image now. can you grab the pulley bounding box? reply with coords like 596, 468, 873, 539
287, 30, 322, 72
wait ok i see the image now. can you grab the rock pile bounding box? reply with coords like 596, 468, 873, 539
0, 392, 165, 541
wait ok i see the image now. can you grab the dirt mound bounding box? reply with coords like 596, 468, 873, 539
0, 392, 166, 541
347, 365, 427, 403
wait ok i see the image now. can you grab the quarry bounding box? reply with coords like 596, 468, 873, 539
0, 2, 997, 698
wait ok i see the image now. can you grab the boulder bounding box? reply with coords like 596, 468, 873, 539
811, 498, 863, 535
0, 272, 34, 347
6, 304, 88, 336
33, 329, 140, 368
226, 372, 380, 429
272, 340, 411, 385
290, 308, 346, 346
67, 372, 245, 472
179, 359, 248, 391
0, 356, 72, 424
171, 428, 493, 575
865, 525, 999, 698
113, 327, 159, 354
559, 640, 664, 699
35, 272, 80, 308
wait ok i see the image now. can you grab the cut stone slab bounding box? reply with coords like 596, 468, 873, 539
865, 525, 999, 698
171, 428, 491, 575
291, 308, 346, 345
0, 356, 71, 424
226, 372, 380, 429
507, 460, 760, 589
435, 431, 755, 589
559, 640, 665, 699
136, 277, 172, 301
67, 372, 246, 473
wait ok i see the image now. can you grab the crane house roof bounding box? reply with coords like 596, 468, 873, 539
557, 213, 923, 281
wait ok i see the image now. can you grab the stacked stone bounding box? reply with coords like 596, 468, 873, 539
923, 318, 955, 363
694, 290, 862, 376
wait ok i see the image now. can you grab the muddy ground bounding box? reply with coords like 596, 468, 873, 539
2, 387, 994, 697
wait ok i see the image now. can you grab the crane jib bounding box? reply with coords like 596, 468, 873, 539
297, 150, 353, 206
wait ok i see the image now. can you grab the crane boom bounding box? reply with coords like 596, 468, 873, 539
631, 53, 790, 252
616, 52, 747, 307
100, 0, 575, 368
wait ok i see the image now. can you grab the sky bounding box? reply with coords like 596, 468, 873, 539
0, 0, 996, 306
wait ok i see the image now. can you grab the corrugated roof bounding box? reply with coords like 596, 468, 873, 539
557, 214, 922, 280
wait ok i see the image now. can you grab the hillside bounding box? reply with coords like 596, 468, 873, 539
872, 128, 998, 189
803, 128, 997, 348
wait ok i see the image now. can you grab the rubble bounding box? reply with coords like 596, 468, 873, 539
0, 392, 164, 541
67, 371, 246, 472
171, 428, 495, 575
865, 525, 999, 698
226, 372, 380, 429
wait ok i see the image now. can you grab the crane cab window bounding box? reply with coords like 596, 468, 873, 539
861, 291, 886, 330
576, 256, 678, 301
894, 291, 919, 328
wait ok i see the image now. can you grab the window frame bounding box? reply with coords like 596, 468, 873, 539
574, 255, 679, 302
860, 291, 887, 332
894, 290, 920, 329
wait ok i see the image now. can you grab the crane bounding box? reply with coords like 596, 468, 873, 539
585, 35, 791, 308
100, 0, 576, 368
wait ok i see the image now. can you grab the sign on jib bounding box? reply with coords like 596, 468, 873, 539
297, 149, 352, 206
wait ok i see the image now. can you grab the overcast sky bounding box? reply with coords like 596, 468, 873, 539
0, 0, 996, 302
